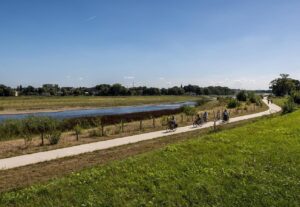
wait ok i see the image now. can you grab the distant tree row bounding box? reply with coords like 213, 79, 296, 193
0, 83, 236, 97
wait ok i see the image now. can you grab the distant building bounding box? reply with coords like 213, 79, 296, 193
15, 91, 19, 97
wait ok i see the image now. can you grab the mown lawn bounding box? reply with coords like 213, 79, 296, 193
0, 96, 201, 112
0, 111, 299, 206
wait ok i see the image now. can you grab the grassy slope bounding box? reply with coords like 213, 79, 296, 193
1, 111, 300, 206
0, 96, 201, 111
272, 97, 288, 107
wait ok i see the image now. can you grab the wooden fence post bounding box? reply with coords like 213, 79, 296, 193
153, 117, 156, 128
101, 124, 105, 136
121, 120, 124, 133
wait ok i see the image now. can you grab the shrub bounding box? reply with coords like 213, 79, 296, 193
236, 91, 247, 102
195, 97, 210, 106
74, 125, 82, 141
282, 97, 295, 114
46, 131, 61, 145
248, 92, 256, 103
0, 106, 4, 111
33, 117, 61, 146
0, 119, 23, 140
160, 116, 168, 126
227, 99, 240, 109
89, 129, 101, 137
182, 106, 196, 116
291, 91, 300, 104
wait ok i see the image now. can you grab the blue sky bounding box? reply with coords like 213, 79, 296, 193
0, 0, 300, 89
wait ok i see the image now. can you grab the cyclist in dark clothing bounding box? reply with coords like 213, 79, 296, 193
223, 109, 229, 122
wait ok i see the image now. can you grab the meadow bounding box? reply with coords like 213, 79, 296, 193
0, 104, 299, 206
0, 96, 201, 113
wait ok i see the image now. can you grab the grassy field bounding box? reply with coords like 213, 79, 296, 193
0, 96, 201, 113
0, 107, 299, 206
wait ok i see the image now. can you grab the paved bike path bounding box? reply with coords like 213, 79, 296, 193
0, 99, 281, 170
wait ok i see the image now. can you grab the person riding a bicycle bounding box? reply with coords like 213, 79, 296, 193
223, 109, 229, 122
167, 116, 178, 131
193, 114, 203, 126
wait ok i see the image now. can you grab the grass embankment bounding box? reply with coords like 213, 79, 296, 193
0, 96, 201, 113
272, 97, 288, 107
0, 107, 299, 206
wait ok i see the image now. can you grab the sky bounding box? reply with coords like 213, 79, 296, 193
0, 0, 300, 90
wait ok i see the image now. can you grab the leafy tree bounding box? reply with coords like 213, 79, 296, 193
95, 84, 111, 96
236, 91, 247, 102
0, 84, 13, 96
109, 84, 128, 96
291, 91, 300, 104
34, 117, 60, 146
270, 74, 297, 96
74, 125, 82, 141
182, 106, 197, 120
227, 98, 240, 108
248, 92, 257, 103
282, 97, 295, 114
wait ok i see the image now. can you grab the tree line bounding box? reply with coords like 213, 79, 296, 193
0, 83, 236, 96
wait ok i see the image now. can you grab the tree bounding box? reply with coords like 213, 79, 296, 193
74, 125, 82, 141
0, 85, 13, 96
95, 84, 111, 96
270, 74, 297, 96
109, 84, 128, 96
227, 98, 240, 108
182, 106, 197, 121
34, 117, 60, 146
236, 91, 247, 102
291, 91, 300, 104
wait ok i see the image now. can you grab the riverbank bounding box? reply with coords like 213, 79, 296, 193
0, 96, 202, 115
0, 100, 267, 159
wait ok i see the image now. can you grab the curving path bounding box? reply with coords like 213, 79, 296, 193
0, 98, 281, 170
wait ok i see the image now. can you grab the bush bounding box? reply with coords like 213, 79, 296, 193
89, 129, 102, 137
74, 125, 82, 141
282, 97, 295, 114
160, 116, 168, 126
291, 91, 300, 104
236, 91, 247, 102
182, 106, 196, 116
227, 99, 240, 109
195, 97, 210, 106
0, 106, 4, 111
248, 92, 256, 103
0, 119, 23, 140
33, 117, 61, 145
46, 131, 61, 145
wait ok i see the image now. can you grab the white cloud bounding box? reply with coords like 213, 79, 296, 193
124, 76, 135, 80
86, 16, 97, 22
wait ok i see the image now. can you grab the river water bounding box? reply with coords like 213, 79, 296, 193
0, 101, 196, 122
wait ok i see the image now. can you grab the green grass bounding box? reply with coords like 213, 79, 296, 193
1, 111, 300, 206
272, 97, 288, 107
